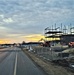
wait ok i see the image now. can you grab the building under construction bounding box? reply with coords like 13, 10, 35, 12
44, 24, 74, 44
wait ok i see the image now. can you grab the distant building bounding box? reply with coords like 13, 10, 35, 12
60, 34, 74, 44
21, 42, 42, 47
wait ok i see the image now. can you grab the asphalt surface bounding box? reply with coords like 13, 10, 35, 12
0, 47, 47, 75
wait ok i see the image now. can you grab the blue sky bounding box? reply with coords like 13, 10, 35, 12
0, 0, 74, 43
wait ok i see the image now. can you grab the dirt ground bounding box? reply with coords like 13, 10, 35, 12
23, 49, 74, 75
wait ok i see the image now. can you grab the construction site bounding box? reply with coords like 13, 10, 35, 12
22, 24, 74, 74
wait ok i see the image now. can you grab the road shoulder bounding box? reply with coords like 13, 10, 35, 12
22, 49, 74, 75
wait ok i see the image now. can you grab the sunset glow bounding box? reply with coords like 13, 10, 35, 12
22, 34, 45, 42
0, 39, 11, 44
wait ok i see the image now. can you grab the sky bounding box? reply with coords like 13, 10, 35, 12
0, 0, 74, 44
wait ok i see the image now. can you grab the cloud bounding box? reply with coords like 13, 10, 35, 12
0, 0, 74, 43
0, 14, 4, 18
0, 39, 10, 44
22, 34, 44, 42
3, 18, 14, 23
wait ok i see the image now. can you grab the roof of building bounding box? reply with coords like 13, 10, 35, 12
45, 35, 61, 38
45, 31, 62, 34
45, 34, 74, 38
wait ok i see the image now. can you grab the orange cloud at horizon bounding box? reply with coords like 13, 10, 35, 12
0, 38, 23, 44
22, 34, 45, 42
0, 34, 60, 44
0, 39, 11, 44
0, 34, 44, 44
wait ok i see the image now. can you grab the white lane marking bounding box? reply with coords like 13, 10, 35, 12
13, 53, 17, 75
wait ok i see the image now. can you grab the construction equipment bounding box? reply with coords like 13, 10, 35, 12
38, 38, 50, 47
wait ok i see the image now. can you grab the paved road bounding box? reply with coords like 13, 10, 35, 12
0, 47, 47, 75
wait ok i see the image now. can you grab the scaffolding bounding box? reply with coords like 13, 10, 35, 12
44, 24, 74, 44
